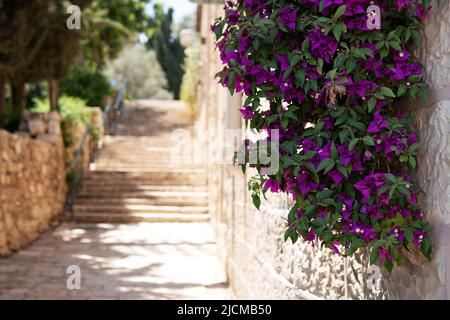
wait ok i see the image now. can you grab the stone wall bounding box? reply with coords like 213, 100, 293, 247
0, 114, 67, 256
197, 2, 450, 299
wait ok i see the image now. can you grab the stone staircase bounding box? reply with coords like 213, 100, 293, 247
72, 100, 209, 223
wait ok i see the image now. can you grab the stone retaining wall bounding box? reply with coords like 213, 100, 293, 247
0, 116, 67, 256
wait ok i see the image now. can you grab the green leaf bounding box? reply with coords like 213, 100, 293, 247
334, 5, 346, 20
296, 68, 307, 86
333, 24, 343, 41
384, 260, 393, 272
338, 164, 348, 178
368, 97, 377, 113
349, 138, 359, 150
228, 71, 235, 95
317, 158, 335, 172
362, 136, 375, 146
331, 143, 339, 160
325, 68, 337, 79
404, 229, 413, 244
381, 87, 396, 98
370, 246, 379, 265
317, 58, 324, 75
317, 189, 334, 202
409, 156, 417, 169
215, 20, 225, 40
301, 38, 310, 52
290, 54, 302, 67
397, 85, 407, 97
252, 194, 261, 210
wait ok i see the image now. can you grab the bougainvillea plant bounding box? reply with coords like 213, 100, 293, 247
213, 0, 433, 271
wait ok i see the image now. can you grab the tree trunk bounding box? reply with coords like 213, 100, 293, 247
48, 79, 59, 112
0, 75, 5, 125
11, 81, 26, 113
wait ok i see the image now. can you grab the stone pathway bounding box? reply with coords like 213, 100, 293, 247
0, 222, 229, 299
0, 100, 230, 300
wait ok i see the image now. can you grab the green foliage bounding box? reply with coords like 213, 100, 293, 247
180, 39, 200, 116
1, 100, 21, 132
214, 1, 433, 270
60, 66, 111, 108
81, 0, 149, 68
32, 95, 92, 147
146, 3, 185, 99
105, 45, 172, 100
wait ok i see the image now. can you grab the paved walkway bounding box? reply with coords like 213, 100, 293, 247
0, 222, 229, 299
0, 100, 230, 300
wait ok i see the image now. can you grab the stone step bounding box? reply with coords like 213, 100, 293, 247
91, 164, 202, 170
72, 212, 209, 223
73, 204, 209, 214
83, 173, 206, 186
87, 168, 206, 175
78, 185, 206, 193
74, 197, 208, 207
89, 166, 205, 174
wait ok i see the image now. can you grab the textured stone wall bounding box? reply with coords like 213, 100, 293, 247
381, 1, 450, 299
198, 2, 450, 299
0, 121, 67, 256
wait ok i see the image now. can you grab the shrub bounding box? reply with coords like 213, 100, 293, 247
105, 45, 173, 100
1, 100, 21, 132
60, 66, 111, 108
213, 0, 433, 271
32, 95, 92, 147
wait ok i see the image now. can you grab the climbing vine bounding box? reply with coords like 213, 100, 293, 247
213, 0, 433, 271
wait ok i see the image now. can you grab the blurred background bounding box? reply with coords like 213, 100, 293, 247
0, 0, 199, 132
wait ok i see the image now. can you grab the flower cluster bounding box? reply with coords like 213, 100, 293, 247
213, 0, 432, 271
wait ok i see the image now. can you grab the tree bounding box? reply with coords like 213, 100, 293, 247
147, 3, 185, 99
81, 0, 150, 68
0, 0, 51, 121
105, 45, 173, 100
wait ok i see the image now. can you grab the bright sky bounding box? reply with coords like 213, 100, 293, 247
147, 0, 198, 23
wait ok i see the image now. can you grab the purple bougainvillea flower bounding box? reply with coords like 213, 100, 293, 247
328, 242, 341, 255
348, 80, 378, 98
278, 7, 297, 30
390, 226, 405, 241
338, 195, 354, 221
415, 3, 432, 22
227, 9, 240, 25
364, 150, 374, 161
213, 0, 431, 268
328, 170, 343, 184
367, 112, 388, 133
355, 173, 386, 200
306, 228, 316, 242
221, 51, 238, 64
344, 1, 366, 16
337, 144, 353, 166
370, 173, 387, 188
296, 169, 318, 196
238, 34, 252, 55
240, 106, 254, 120
234, 75, 251, 94
307, 29, 338, 63
277, 55, 290, 72
397, 0, 414, 11
413, 230, 427, 247
263, 179, 281, 193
